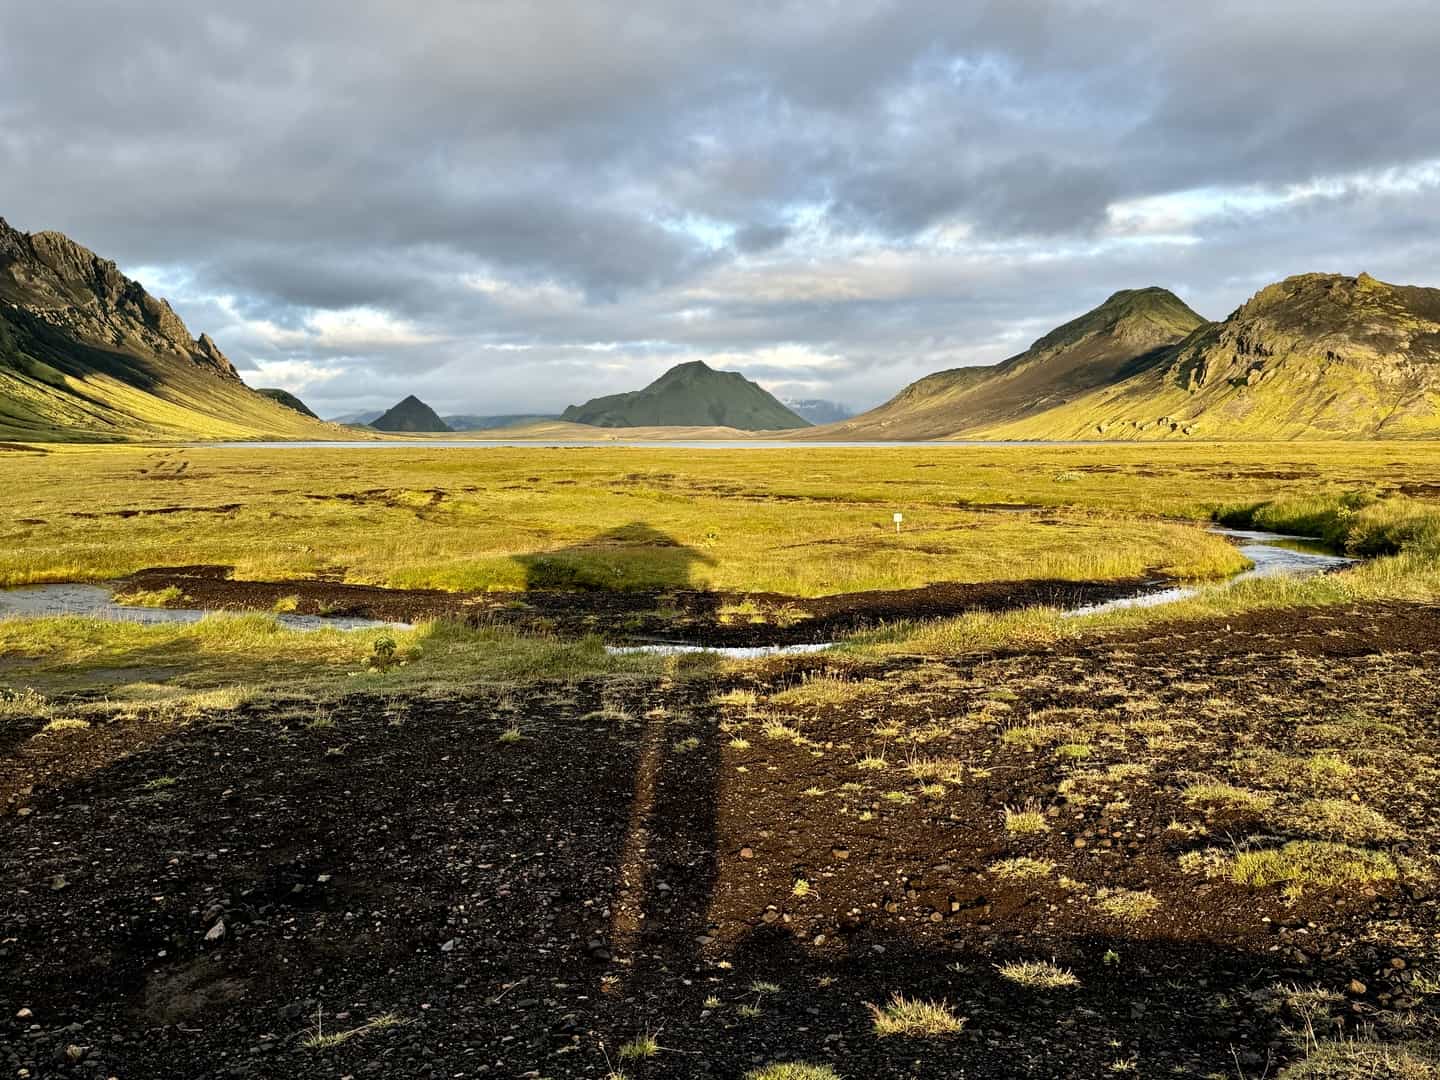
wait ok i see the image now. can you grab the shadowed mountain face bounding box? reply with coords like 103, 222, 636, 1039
812, 287, 1207, 441
980, 273, 1440, 440
0, 216, 331, 442
562, 360, 811, 430
371, 395, 451, 432
256, 388, 318, 418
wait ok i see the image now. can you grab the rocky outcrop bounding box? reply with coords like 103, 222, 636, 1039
0, 217, 240, 381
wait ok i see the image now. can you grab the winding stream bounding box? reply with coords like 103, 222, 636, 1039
608, 527, 1356, 658
0, 527, 1355, 652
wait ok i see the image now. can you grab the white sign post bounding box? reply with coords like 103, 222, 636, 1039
893, 511, 903, 534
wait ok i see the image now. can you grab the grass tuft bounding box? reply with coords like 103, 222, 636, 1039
867, 994, 966, 1037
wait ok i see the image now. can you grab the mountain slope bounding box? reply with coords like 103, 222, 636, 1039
0, 216, 336, 442
256, 388, 318, 418
371, 395, 451, 432
563, 361, 810, 430
810, 287, 1207, 440
979, 273, 1440, 440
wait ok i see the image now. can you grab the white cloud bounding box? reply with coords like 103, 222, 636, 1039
236, 358, 344, 392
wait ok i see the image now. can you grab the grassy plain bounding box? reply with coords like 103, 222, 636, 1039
9, 440, 1440, 595
0, 443, 1270, 593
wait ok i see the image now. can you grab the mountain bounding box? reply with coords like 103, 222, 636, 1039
562, 360, 811, 430
783, 398, 854, 424
371, 395, 451, 432
0, 216, 333, 442
256, 387, 318, 418
974, 273, 1440, 440
443, 413, 558, 431
812, 287, 1207, 440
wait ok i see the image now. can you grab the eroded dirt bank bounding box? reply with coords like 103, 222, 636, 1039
2, 602, 1438, 1077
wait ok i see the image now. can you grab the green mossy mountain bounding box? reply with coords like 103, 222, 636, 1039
371, 395, 451, 432
813, 287, 1205, 440
256, 388, 318, 418
0, 216, 335, 442
979, 273, 1440, 440
562, 360, 810, 430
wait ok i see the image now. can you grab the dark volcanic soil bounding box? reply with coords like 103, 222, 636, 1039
118, 565, 1156, 646
2, 604, 1438, 1078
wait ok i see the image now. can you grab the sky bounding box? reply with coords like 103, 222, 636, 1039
4, 1, 1440, 419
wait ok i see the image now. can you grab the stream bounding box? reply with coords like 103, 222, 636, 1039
0, 527, 1355, 653
606, 527, 1356, 657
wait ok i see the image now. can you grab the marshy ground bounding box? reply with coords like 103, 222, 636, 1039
3, 443, 1440, 1078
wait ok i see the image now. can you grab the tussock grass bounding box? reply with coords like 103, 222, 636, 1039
1276, 1037, 1440, 1078
1229, 842, 1412, 891
744, 1065, 841, 1080
989, 856, 1056, 880
302, 1012, 408, 1051
617, 1033, 662, 1062
1233, 749, 1356, 791
113, 585, 183, 608
38, 717, 90, 735
0, 687, 51, 718
1182, 781, 1275, 813
1280, 799, 1405, 843
997, 959, 1081, 989
906, 755, 967, 782
867, 994, 966, 1037
1091, 888, 1160, 922
1003, 803, 1049, 835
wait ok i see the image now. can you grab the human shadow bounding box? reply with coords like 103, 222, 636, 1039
512, 520, 716, 592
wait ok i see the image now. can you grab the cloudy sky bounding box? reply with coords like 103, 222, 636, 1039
4, 1, 1440, 418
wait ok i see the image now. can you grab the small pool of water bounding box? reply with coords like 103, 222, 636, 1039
0, 582, 405, 632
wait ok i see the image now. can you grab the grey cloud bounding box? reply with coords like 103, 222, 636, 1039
1, 0, 1438, 416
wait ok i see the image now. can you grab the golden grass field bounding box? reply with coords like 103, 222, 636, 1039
9, 439, 1440, 595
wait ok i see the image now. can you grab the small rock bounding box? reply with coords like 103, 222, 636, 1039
830, 847, 849, 860
16, 1007, 33, 1020
1390, 957, 1407, 970
205, 919, 226, 942
1347, 979, 1367, 996
50, 875, 69, 892
440, 939, 456, 953
739, 847, 754, 859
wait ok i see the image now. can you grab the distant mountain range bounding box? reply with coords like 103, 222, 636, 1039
562, 360, 811, 430
0, 217, 333, 442
814, 274, 1440, 440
